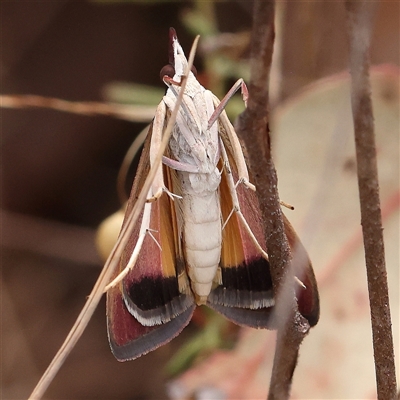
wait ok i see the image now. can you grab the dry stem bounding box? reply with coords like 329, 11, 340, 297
236, 1, 309, 399
0, 94, 155, 122
345, 2, 397, 399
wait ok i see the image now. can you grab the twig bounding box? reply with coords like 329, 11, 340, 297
235, 1, 309, 399
345, 2, 397, 399
0, 94, 155, 122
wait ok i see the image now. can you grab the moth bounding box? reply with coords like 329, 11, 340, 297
106, 28, 319, 361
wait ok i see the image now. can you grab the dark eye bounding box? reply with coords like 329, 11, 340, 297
160, 64, 175, 81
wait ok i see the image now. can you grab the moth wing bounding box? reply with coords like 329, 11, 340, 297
207, 151, 275, 328
107, 285, 194, 361
107, 124, 195, 361
208, 118, 319, 328
283, 214, 320, 327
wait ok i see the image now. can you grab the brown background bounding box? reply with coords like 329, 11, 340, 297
1, 1, 399, 399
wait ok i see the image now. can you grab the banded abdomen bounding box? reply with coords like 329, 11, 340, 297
179, 169, 221, 303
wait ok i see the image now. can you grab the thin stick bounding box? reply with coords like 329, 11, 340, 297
27, 35, 200, 400
345, 2, 397, 399
235, 2, 309, 399
0, 94, 155, 122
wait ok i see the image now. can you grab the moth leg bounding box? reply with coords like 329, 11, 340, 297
221, 207, 235, 231
280, 200, 295, 210
104, 193, 153, 291
220, 140, 307, 288
146, 228, 162, 250
208, 79, 244, 129
219, 139, 269, 261
235, 177, 256, 192
147, 100, 170, 202
177, 262, 191, 295
146, 186, 181, 203
105, 100, 176, 289
212, 95, 255, 192
214, 267, 223, 286
162, 155, 200, 173
295, 276, 307, 289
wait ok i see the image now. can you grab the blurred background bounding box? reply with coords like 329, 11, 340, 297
1, 1, 399, 399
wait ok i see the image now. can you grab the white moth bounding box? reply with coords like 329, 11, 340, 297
106, 28, 319, 361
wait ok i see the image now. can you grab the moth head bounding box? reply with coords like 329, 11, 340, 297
159, 27, 197, 83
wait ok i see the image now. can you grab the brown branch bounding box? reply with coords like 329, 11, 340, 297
0, 94, 155, 122
345, 2, 397, 399
235, 1, 309, 399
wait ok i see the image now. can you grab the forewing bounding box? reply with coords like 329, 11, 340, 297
107, 282, 194, 361
208, 122, 319, 328
107, 125, 195, 361
283, 214, 320, 327
208, 156, 275, 328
